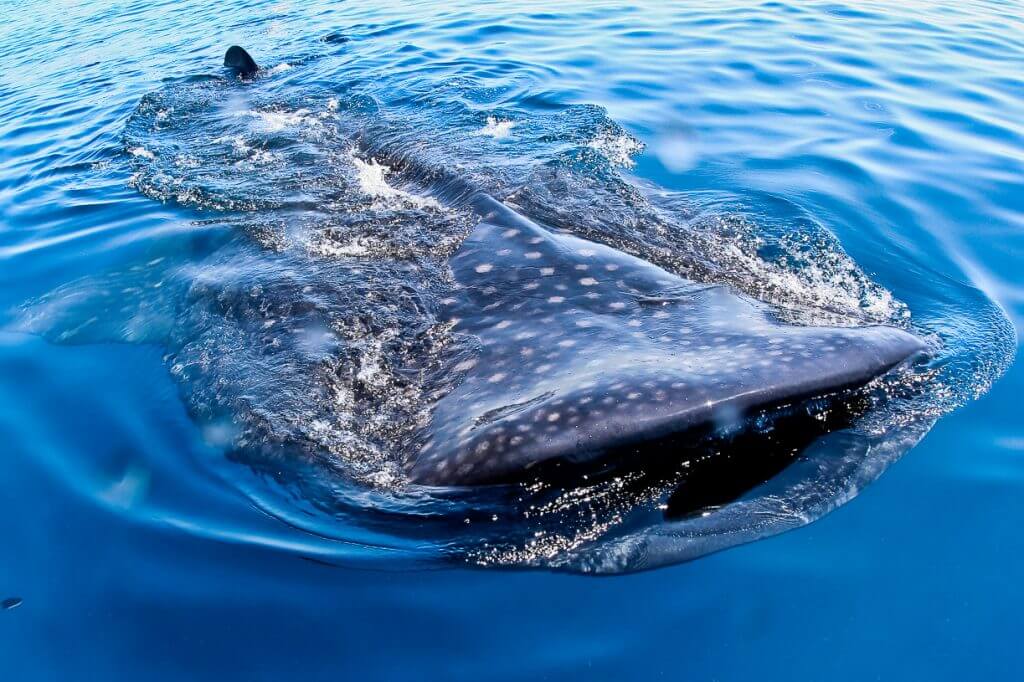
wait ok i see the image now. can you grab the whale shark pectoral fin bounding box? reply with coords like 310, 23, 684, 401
224, 46, 259, 78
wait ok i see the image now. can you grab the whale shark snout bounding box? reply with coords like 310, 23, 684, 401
407, 195, 926, 486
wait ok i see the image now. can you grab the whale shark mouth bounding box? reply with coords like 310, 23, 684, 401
17, 41, 1009, 574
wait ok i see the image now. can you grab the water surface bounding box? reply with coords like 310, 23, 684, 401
1, 0, 1022, 678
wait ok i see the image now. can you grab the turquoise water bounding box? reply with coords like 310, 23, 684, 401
1, 0, 1022, 677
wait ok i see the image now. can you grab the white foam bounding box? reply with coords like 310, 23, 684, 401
214, 134, 249, 151
266, 63, 293, 75
213, 135, 277, 166
312, 237, 371, 257
477, 116, 515, 139
128, 146, 155, 159
706, 222, 905, 324
587, 131, 644, 168
350, 153, 440, 209
247, 108, 312, 132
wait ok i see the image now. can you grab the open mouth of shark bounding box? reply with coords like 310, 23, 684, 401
16, 42, 1012, 573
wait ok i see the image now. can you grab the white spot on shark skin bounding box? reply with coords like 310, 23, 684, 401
524, 252, 542, 260
475, 263, 494, 273
579, 277, 598, 286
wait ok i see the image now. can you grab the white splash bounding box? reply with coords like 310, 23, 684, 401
128, 146, 155, 159
247, 108, 312, 132
587, 131, 644, 168
477, 116, 515, 139
267, 62, 293, 75
214, 135, 277, 166
701, 214, 907, 324
312, 237, 371, 258
350, 153, 440, 209
215, 134, 250, 152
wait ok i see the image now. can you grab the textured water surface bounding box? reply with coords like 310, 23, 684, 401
1, 0, 1022, 678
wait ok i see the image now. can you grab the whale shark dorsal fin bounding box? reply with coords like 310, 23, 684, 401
224, 46, 258, 78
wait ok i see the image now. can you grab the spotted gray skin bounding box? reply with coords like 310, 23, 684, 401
408, 194, 926, 485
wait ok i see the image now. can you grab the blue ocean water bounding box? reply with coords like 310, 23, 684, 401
1, 0, 1022, 678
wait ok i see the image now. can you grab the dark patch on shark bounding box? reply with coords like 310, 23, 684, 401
224, 46, 259, 79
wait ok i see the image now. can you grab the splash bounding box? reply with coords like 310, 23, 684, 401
586, 129, 645, 167
476, 116, 515, 139
349, 153, 441, 209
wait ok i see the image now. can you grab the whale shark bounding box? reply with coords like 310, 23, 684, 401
118, 46, 929, 490
13, 44, 941, 570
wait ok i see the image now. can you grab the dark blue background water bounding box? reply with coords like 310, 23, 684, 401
1, 0, 1022, 678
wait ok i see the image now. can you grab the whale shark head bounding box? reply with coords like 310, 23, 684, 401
408, 194, 925, 485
